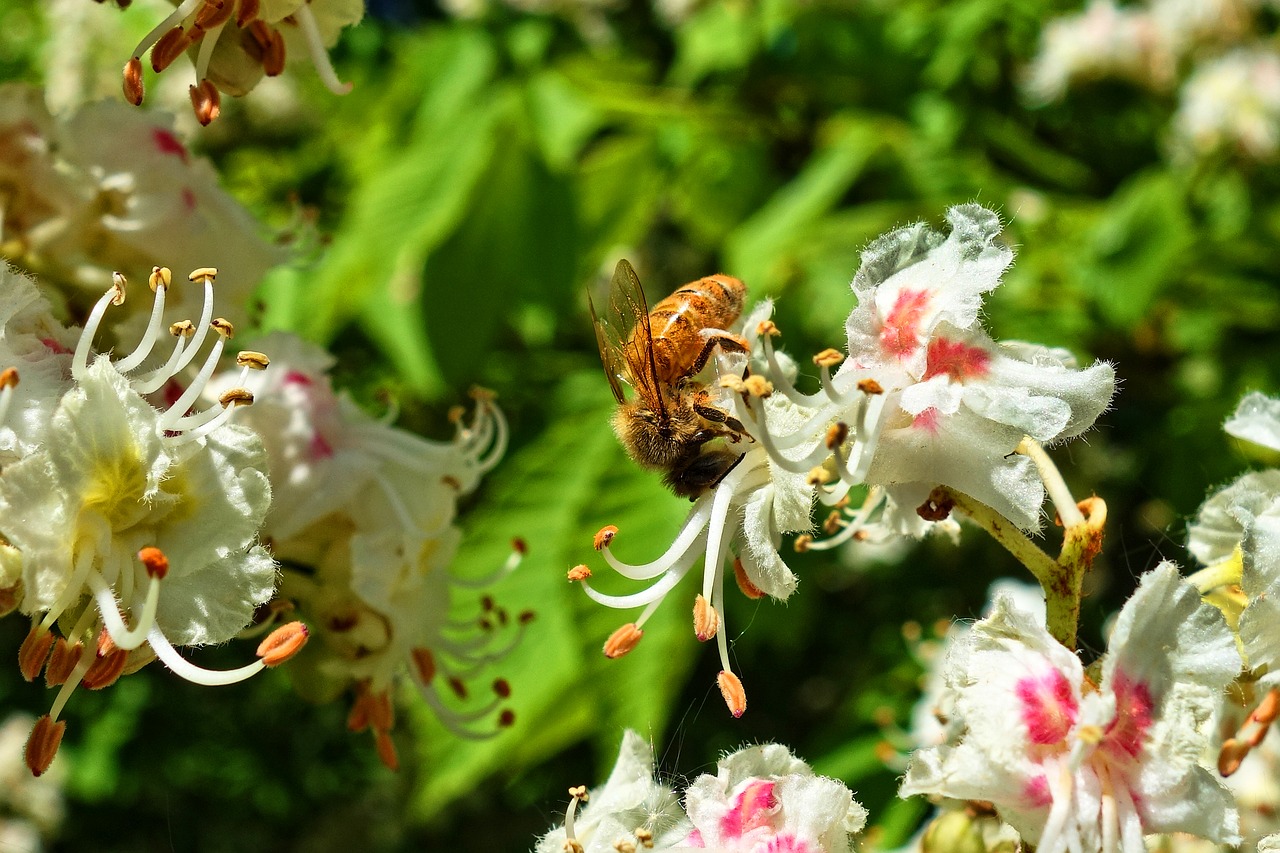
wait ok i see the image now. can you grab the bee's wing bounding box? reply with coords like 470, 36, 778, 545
590, 260, 667, 416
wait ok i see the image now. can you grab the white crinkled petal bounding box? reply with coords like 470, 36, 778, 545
737, 486, 798, 600
1241, 514, 1280, 686
1225, 392, 1280, 453
775, 774, 865, 853
899, 374, 964, 417
158, 544, 277, 646
1188, 470, 1280, 566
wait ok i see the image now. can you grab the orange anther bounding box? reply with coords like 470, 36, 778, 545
603, 623, 644, 659
18, 627, 55, 682
567, 564, 592, 582
369, 689, 394, 732
693, 595, 719, 642
825, 422, 848, 449
1219, 738, 1250, 777
375, 729, 399, 771
813, 348, 844, 368
151, 26, 192, 73
194, 0, 234, 31
857, 378, 884, 395
24, 715, 66, 777
411, 648, 435, 684
0, 367, 18, 389
733, 558, 765, 600
236, 0, 260, 25
44, 638, 79, 687
594, 526, 618, 551
82, 645, 128, 690
138, 546, 169, 580
189, 79, 221, 126
256, 621, 308, 666
123, 57, 144, 105
717, 670, 747, 718
756, 320, 780, 337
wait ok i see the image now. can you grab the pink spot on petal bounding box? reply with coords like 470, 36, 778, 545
911, 407, 941, 434
181, 187, 197, 213
922, 337, 991, 382
1016, 668, 1077, 745
308, 431, 334, 460
763, 834, 816, 853
879, 289, 931, 359
720, 779, 778, 840
40, 336, 70, 355
1104, 670, 1154, 758
284, 370, 315, 387
151, 128, 190, 163
1023, 774, 1052, 808
683, 829, 706, 848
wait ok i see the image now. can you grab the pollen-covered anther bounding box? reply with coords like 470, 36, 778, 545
719, 375, 746, 393
136, 546, 169, 580
123, 57, 145, 105
823, 511, 844, 535
110, 272, 127, 305
44, 638, 79, 687
18, 626, 55, 682
615, 840, 637, 853
170, 320, 195, 338
219, 388, 254, 408
148, 266, 172, 291
512, 537, 528, 556
1076, 723, 1104, 745
742, 375, 773, 398
470, 386, 497, 403
813, 348, 844, 368
857, 378, 884, 395
567, 564, 592, 582
732, 558, 764, 599
211, 318, 235, 339
806, 466, 832, 486
236, 0, 261, 26
24, 714, 66, 777
594, 525, 618, 551
826, 422, 849, 449
717, 670, 747, 718
1219, 737, 1250, 777
194, 0, 235, 31
603, 623, 644, 658
635, 827, 654, 848
693, 594, 720, 641
569, 784, 589, 802
757, 320, 780, 337
793, 534, 812, 553
190, 79, 221, 125
150, 26, 191, 73
188, 266, 218, 282
0, 367, 18, 389
256, 621, 309, 666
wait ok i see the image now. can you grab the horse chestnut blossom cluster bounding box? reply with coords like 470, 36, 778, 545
0, 85, 281, 324
574, 204, 1115, 716
535, 731, 866, 853
101, 0, 364, 124
209, 331, 523, 769
0, 262, 307, 776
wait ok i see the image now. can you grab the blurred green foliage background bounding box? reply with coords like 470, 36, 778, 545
3, 0, 1280, 849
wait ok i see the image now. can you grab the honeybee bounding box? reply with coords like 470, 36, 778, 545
590, 259, 751, 498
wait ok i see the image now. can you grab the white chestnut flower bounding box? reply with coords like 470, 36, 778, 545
1172, 48, 1280, 161
1, 266, 306, 777
212, 331, 522, 769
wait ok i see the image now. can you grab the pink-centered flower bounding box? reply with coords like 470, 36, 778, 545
900, 562, 1241, 853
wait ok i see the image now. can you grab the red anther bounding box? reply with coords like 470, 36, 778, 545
45, 639, 80, 687
262, 27, 286, 77
151, 26, 191, 73
497, 609, 509, 627
256, 621, 308, 666
481, 596, 495, 611
411, 648, 436, 684
1253, 688, 1280, 728
518, 610, 535, 625
567, 564, 591, 582
448, 677, 468, 700
375, 730, 399, 771
717, 670, 747, 718
236, 0, 260, 25
0, 584, 18, 618
693, 595, 719, 642
478, 618, 493, 632
369, 689, 394, 732
82, 646, 128, 690
18, 627, 55, 682
138, 546, 169, 580
603, 623, 643, 659
732, 558, 764, 600
594, 526, 618, 551
347, 692, 371, 733
493, 678, 511, 698
25, 715, 66, 777
1219, 738, 1249, 777
512, 538, 528, 556
498, 709, 516, 728
246, 18, 273, 50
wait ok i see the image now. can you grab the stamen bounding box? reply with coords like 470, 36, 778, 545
131, 0, 203, 62
567, 565, 592, 581
603, 623, 644, 658
147, 625, 266, 686
82, 632, 129, 690
294, 4, 354, 95
88, 566, 160, 651
598, 503, 712, 580
375, 730, 399, 771
0, 367, 18, 429
151, 26, 193, 73
113, 270, 171, 373
123, 57, 145, 104
194, 0, 234, 31
410, 648, 436, 684
257, 621, 309, 665
732, 557, 764, 599
236, 0, 260, 26
189, 79, 221, 126
192, 19, 227, 82
24, 715, 66, 777
717, 670, 746, 718
564, 785, 589, 848
45, 638, 82, 687
132, 320, 194, 395
449, 540, 523, 590
159, 318, 230, 429
263, 27, 286, 76
72, 275, 128, 380
693, 594, 719, 641
18, 626, 55, 681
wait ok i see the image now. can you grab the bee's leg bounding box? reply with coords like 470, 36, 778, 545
693, 392, 753, 444
689, 333, 749, 375
708, 451, 746, 490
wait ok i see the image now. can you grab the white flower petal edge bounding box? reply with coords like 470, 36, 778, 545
1226, 392, 1280, 455
901, 562, 1240, 853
